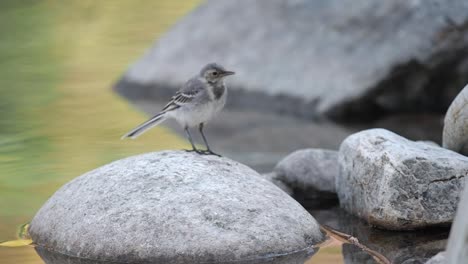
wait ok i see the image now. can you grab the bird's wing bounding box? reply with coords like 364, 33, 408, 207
162, 78, 205, 112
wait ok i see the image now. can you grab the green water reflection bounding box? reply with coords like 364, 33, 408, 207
0, 0, 200, 250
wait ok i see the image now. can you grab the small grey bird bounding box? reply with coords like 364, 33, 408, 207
122, 63, 235, 156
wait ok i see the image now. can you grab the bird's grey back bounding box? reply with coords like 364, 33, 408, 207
180, 77, 209, 104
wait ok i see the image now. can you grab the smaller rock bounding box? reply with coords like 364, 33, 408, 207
337, 128, 468, 230
443, 83, 468, 156
272, 149, 338, 203
425, 252, 446, 264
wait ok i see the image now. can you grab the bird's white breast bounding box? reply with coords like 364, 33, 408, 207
172, 83, 227, 128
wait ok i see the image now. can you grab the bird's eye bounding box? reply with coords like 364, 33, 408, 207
212, 71, 218, 76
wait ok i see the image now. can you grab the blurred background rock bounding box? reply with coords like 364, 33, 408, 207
115, 0, 468, 171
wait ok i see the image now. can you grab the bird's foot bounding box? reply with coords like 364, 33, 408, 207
198, 149, 221, 157
184, 148, 221, 157
184, 149, 203, 154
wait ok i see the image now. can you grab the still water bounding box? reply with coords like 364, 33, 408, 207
0, 1, 346, 263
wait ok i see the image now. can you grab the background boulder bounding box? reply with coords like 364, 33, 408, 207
116, 0, 468, 122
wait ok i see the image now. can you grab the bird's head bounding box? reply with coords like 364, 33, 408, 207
200, 63, 235, 84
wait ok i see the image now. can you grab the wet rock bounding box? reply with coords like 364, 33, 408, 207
29, 151, 324, 263
425, 252, 446, 264
443, 83, 468, 156
269, 149, 338, 205
446, 185, 468, 263
115, 0, 468, 121
337, 128, 467, 230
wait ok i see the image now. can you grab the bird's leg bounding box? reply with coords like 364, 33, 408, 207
184, 127, 201, 153
198, 123, 221, 156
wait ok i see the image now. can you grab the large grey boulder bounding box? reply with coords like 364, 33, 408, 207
446, 185, 468, 264
268, 149, 338, 204
337, 129, 467, 230
29, 151, 324, 263
115, 0, 468, 121
443, 83, 468, 156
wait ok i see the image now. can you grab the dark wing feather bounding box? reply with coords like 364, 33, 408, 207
162, 78, 205, 111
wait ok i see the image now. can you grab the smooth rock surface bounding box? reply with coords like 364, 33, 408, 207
337, 129, 467, 230
443, 83, 468, 156
115, 0, 468, 121
446, 184, 468, 264
270, 149, 338, 204
29, 151, 324, 263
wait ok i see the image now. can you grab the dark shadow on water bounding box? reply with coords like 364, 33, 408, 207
35, 246, 318, 264
307, 204, 449, 264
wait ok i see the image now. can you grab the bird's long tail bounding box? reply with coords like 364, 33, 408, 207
121, 112, 168, 139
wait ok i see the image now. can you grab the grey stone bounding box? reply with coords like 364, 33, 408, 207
337, 128, 467, 230
115, 0, 468, 121
425, 252, 446, 264
443, 83, 468, 156
271, 149, 338, 203
29, 151, 324, 263
446, 185, 468, 264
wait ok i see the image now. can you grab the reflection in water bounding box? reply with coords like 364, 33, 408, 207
310, 206, 448, 264
35, 246, 317, 264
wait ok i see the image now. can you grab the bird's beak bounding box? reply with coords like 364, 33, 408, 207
221, 70, 235, 76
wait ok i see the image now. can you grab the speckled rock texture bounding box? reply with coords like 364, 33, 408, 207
115, 0, 468, 121
29, 151, 324, 263
443, 83, 468, 156
337, 129, 467, 230
269, 149, 338, 202
446, 184, 468, 264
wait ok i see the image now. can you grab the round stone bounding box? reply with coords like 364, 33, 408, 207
29, 151, 324, 263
